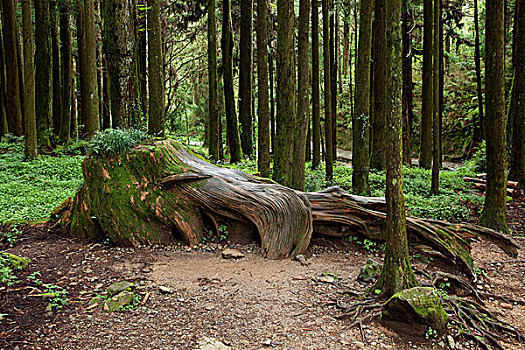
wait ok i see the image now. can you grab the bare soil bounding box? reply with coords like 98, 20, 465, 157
1, 201, 524, 350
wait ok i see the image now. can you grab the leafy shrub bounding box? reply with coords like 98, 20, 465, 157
465, 140, 486, 173
87, 129, 149, 158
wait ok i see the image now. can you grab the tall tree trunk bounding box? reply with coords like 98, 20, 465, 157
330, 5, 337, 161
1, 0, 23, 136
239, 0, 254, 157
370, 0, 387, 171
208, 0, 220, 160
70, 64, 77, 139
34, 0, 51, 146
292, 0, 311, 191
374, 0, 418, 297
148, 0, 165, 137
431, 0, 441, 195
269, 49, 275, 156
419, 0, 433, 169
508, 0, 524, 191
256, 0, 270, 178
102, 55, 111, 130
274, 0, 296, 186
472, 0, 484, 150
222, 0, 242, 163
0, 21, 7, 136
352, 0, 373, 194
21, 0, 36, 158
138, 0, 148, 120
311, 0, 321, 169
480, 0, 508, 233
83, 0, 99, 136
322, 0, 333, 182
103, 0, 140, 129
59, 4, 72, 141
402, 3, 414, 166
76, 2, 85, 134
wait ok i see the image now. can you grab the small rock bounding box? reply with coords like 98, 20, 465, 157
294, 254, 308, 266
447, 334, 456, 349
500, 302, 513, 310
195, 337, 231, 350
262, 339, 272, 346
103, 291, 134, 312
141, 267, 152, 273
158, 286, 173, 294
107, 281, 135, 297
357, 259, 382, 282
318, 275, 335, 284
222, 249, 245, 259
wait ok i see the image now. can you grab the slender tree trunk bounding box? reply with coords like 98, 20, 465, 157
330, 5, 337, 162
208, 0, 220, 160
148, 0, 165, 136
0, 22, 7, 136
312, 0, 321, 169
273, 0, 296, 186
292, 0, 311, 190
102, 55, 111, 130
269, 49, 275, 156
375, 0, 418, 297
480, 0, 508, 233
431, 0, 441, 195
21, 0, 36, 157
420, 0, 433, 169
352, 0, 374, 194
222, 0, 242, 163
471, 0, 484, 149
103, 0, 140, 129
370, 0, 387, 171
322, 0, 334, 181
70, 65, 77, 139
83, 0, 99, 136
59, 4, 72, 141
402, 4, 414, 166
76, 2, 85, 134
1, 0, 23, 136
34, 0, 51, 146
138, 0, 148, 120
509, 0, 524, 190
256, 0, 270, 178
239, 0, 254, 157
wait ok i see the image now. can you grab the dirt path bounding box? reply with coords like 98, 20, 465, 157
1, 202, 524, 350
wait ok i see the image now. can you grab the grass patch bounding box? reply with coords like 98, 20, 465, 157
0, 136, 84, 224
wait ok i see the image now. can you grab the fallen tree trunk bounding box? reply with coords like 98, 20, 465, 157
55, 140, 519, 275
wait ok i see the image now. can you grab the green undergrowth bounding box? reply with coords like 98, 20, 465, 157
0, 136, 84, 224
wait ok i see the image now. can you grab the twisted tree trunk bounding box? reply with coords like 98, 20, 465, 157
55, 140, 519, 275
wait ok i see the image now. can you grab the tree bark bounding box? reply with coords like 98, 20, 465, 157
508, 0, 525, 192
34, 0, 52, 146
1, 0, 23, 136
471, 0, 484, 151
420, 0, 433, 169
292, 0, 311, 191
431, 0, 441, 195
83, 0, 99, 136
480, 0, 508, 232
76, 2, 85, 134
311, 0, 321, 169
239, 0, 254, 157
322, 0, 333, 182
208, 0, 220, 161
374, 0, 418, 297
137, 0, 148, 121
330, 6, 337, 162
370, 0, 387, 171
0, 10, 8, 136
59, 4, 72, 141
353, 0, 374, 194
57, 140, 519, 277
274, 0, 296, 186
222, 0, 242, 163
256, 0, 270, 178
402, 3, 414, 167
103, 0, 141, 129
148, 0, 165, 137
21, 0, 36, 158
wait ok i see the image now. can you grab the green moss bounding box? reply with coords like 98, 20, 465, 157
0, 252, 30, 269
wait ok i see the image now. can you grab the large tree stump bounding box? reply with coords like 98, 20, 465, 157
57, 140, 519, 274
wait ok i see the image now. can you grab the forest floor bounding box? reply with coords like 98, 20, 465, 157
1, 200, 524, 350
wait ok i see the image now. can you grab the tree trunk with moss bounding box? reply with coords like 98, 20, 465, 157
221, 0, 242, 163
238, 0, 253, 157
59, 3, 72, 141
322, 0, 333, 182
1, 0, 23, 136
34, 0, 52, 146
84, 0, 100, 136
374, 0, 419, 298
256, 0, 270, 178
0, 17, 8, 136
22, 0, 37, 158
402, 4, 414, 167
419, 0, 433, 169
103, 0, 141, 129
148, 0, 164, 137
312, 0, 321, 170
480, 0, 508, 233
431, 0, 441, 195
353, 0, 373, 194
208, 0, 219, 161
55, 140, 519, 274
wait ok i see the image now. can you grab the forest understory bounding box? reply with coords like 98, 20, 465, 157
0, 199, 523, 350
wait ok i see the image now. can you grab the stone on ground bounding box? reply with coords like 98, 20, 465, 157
103, 291, 135, 312
107, 281, 135, 297
357, 258, 381, 282
222, 249, 245, 259
382, 286, 449, 331
195, 337, 231, 350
